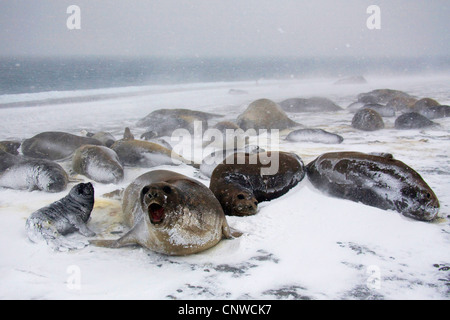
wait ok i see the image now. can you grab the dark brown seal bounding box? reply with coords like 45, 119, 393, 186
306, 151, 440, 221
209, 151, 306, 216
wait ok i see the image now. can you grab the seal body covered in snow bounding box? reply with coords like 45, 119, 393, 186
286, 128, 344, 144
0, 150, 68, 192
306, 152, 440, 221
210, 152, 306, 216
90, 170, 236, 255
72, 145, 124, 184
25, 183, 95, 251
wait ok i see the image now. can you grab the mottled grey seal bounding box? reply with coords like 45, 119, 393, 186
394, 112, 437, 129
351, 108, 385, 131
279, 97, 342, 113
72, 145, 124, 184
25, 183, 95, 251
21, 131, 103, 161
0, 150, 68, 192
209, 152, 306, 216
90, 170, 237, 255
236, 99, 301, 131
306, 151, 440, 221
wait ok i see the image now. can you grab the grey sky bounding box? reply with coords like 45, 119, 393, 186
0, 0, 449, 57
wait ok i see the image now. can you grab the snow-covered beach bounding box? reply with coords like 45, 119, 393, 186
0, 75, 449, 300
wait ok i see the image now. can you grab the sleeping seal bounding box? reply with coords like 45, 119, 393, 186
236, 99, 302, 131
306, 151, 440, 221
21, 131, 103, 161
90, 170, 237, 255
286, 128, 344, 144
110, 128, 197, 168
137, 108, 222, 138
210, 152, 306, 216
0, 150, 68, 192
25, 183, 95, 251
72, 145, 124, 184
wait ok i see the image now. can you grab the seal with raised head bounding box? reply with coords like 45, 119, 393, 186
0, 150, 68, 192
21, 131, 103, 161
90, 170, 237, 255
306, 151, 440, 221
25, 183, 95, 251
236, 99, 302, 131
210, 151, 306, 216
72, 145, 124, 184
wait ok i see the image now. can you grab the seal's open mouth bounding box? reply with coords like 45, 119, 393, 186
148, 203, 165, 224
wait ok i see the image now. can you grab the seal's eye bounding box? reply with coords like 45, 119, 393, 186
163, 186, 172, 194
426, 193, 431, 199
237, 194, 245, 200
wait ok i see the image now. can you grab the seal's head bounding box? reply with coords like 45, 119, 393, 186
400, 184, 440, 221
140, 182, 180, 225
71, 182, 94, 198
221, 186, 258, 217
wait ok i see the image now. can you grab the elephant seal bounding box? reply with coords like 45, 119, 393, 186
0, 141, 21, 155
286, 128, 344, 144
394, 112, 437, 129
306, 151, 440, 221
210, 152, 306, 216
199, 145, 264, 178
351, 108, 385, 131
25, 183, 95, 251
357, 89, 413, 104
386, 96, 418, 112
21, 131, 103, 161
72, 145, 124, 184
111, 129, 196, 168
413, 103, 450, 119
90, 170, 237, 255
279, 97, 342, 113
0, 150, 68, 192
137, 108, 222, 138
236, 99, 301, 131
360, 104, 396, 117
85, 131, 116, 148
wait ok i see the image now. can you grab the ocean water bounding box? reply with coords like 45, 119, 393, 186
1, 56, 450, 96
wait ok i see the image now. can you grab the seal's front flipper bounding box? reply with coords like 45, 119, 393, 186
222, 220, 243, 239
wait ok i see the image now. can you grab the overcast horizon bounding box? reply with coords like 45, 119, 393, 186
0, 0, 449, 58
